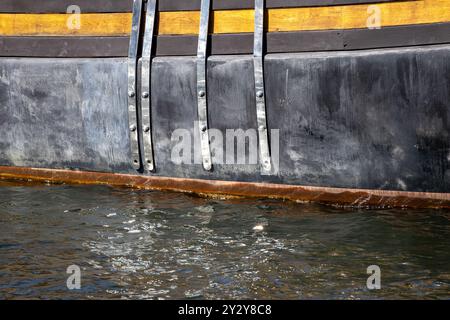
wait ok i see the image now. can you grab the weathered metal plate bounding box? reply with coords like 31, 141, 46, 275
254, 0, 272, 174
140, 0, 157, 172
196, 0, 213, 171
127, 0, 143, 170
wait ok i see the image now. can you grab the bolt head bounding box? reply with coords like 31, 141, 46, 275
198, 90, 206, 98
201, 125, 207, 132
256, 90, 264, 98
128, 91, 135, 98
130, 124, 137, 132
259, 125, 266, 131
142, 92, 149, 99
143, 126, 150, 133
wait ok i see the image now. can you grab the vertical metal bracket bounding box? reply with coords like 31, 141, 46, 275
197, 0, 213, 171
140, 0, 157, 172
254, 0, 272, 174
127, 0, 144, 170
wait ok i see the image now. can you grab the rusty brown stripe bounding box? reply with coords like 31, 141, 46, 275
0, 166, 449, 209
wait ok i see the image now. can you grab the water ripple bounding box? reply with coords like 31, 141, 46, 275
0, 181, 449, 299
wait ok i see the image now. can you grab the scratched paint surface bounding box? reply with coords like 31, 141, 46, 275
1, 47, 449, 193
0, 181, 448, 299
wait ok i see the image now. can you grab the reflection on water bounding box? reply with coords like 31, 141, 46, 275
0, 180, 449, 299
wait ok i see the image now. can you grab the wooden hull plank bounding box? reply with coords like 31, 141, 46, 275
0, 0, 449, 36
0, 48, 448, 199
2, 23, 450, 57
0, 0, 409, 13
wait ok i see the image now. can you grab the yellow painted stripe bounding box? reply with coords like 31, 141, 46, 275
0, 13, 131, 36
0, 0, 449, 36
159, 0, 450, 34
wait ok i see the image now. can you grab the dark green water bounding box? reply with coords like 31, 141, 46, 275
0, 180, 449, 300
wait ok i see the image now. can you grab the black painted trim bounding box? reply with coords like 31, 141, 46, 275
0, 37, 129, 57
0, 0, 133, 13
158, 23, 450, 55
1, 23, 450, 57
160, 0, 406, 11
0, 0, 408, 13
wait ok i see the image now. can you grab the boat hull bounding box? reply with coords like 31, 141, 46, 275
0, 46, 449, 208
1, 0, 449, 208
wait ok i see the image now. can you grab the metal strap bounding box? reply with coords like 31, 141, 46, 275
254, 0, 272, 174
197, 0, 213, 171
140, 0, 157, 172
127, 0, 143, 170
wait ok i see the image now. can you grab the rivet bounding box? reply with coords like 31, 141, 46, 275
142, 92, 149, 99
143, 126, 150, 133
198, 90, 206, 98
256, 90, 264, 98
128, 91, 135, 98
130, 124, 137, 132
201, 125, 207, 132
259, 125, 266, 131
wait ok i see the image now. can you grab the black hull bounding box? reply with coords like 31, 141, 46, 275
0, 45, 449, 208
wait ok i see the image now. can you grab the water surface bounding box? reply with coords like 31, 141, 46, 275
0, 180, 449, 299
